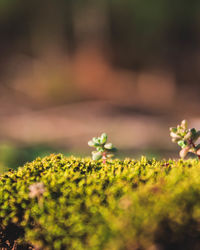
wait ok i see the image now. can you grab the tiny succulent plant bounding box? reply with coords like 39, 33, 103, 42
88, 133, 117, 163
170, 120, 200, 159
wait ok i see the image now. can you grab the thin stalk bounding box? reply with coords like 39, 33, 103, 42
102, 152, 107, 164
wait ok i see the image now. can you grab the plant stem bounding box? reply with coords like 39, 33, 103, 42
102, 152, 106, 164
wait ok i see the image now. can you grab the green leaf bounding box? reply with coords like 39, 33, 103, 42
96, 147, 104, 153
179, 147, 189, 159
104, 143, 113, 150
196, 146, 200, 156
91, 137, 100, 146
88, 140, 95, 147
169, 127, 177, 133
92, 151, 102, 160
177, 125, 181, 131
110, 147, 117, 152
190, 129, 200, 142
181, 120, 187, 129
92, 137, 99, 144
190, 128, 196, 135
172, 137, 180, 143
107, 154, 114, 158
170, 132, 181, 140
184, 131, 192, 140
100, 133, 107, 144
178, 140, 187, 148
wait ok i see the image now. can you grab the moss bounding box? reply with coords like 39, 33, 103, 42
1, 154, 200, 249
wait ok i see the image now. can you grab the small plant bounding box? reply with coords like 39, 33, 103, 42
170, 120, 200, 159
88, 133, 117, 163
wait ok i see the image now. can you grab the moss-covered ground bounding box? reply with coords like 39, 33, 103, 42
1, 154, 200, 249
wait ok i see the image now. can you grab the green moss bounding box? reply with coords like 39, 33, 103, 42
1, 154, 200, 249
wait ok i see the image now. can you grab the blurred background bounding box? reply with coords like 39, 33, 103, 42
1, 0, 200, 172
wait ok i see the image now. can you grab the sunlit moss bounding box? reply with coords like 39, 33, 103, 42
1, 154, 200, 249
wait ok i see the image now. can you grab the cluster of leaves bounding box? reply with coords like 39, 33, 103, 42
170, 120, 200, 159
88, 133, 117, 162
1, 154, 200, 249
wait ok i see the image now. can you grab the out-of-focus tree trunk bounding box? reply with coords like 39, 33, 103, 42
72, 1, 109, 50
30, 0, 66, 58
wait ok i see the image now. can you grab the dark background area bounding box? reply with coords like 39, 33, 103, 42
0, 0, 200, 172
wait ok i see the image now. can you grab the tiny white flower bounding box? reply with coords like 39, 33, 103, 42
29, 182, 45, 198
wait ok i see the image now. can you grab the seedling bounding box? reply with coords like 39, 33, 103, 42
170, 120, 200, 159
88, 133, 117, 163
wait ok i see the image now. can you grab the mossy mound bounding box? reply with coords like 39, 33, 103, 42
1, 154, 200, 249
